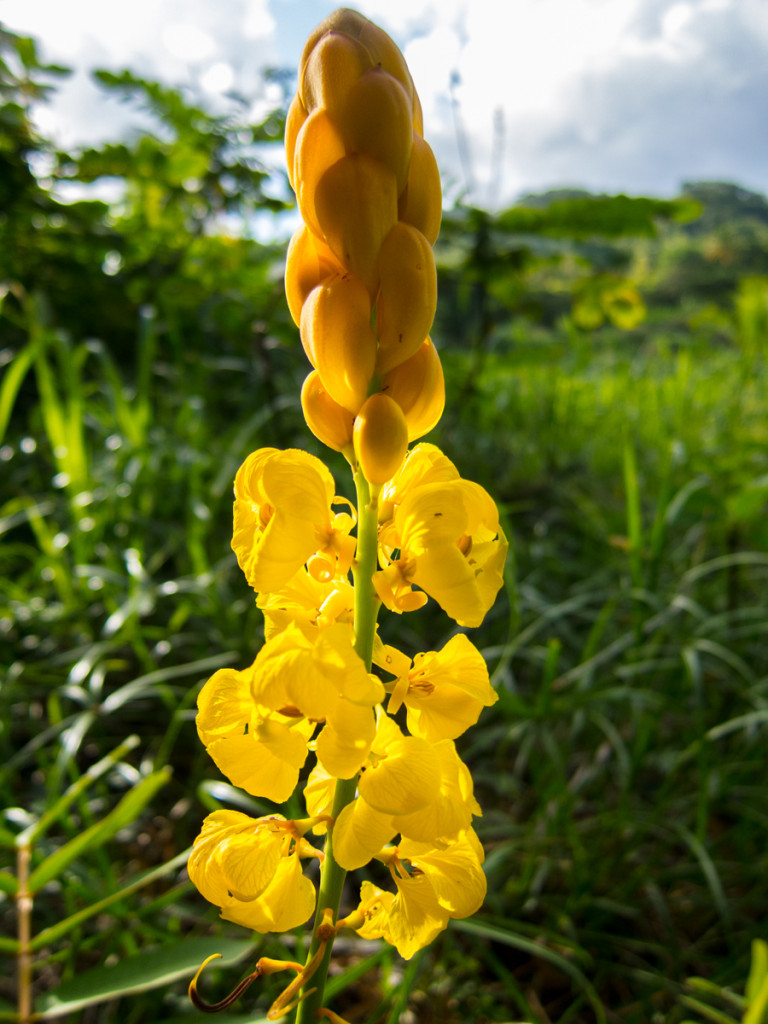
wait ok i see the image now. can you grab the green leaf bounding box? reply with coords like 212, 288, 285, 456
27, 768, 171, 893
0, 871, 18, 896
36, 938, 257, 1018
0, 338, 41, 446
747, 940, 768, 1005
746, 940, 768, 1024
18, 735, 141, 847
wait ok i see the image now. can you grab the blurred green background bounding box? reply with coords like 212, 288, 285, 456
2, 26, 768, 1024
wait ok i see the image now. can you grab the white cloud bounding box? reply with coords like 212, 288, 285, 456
162, 24, 218, 62
3, 0, 767, 204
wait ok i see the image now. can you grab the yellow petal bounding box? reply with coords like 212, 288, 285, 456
196, 666, 253, 746
221, 854, 316, 933
284, 224, 344, 327
206, 719, 308, 804
258, 569, 355, 642
188, 811, 286, 907
358, 735, 440, 815
315, 703, 376, 779
354, 880, 396, 942
251, 625, 337, 721
315, 623, 385, 705
285, 92, 308, 191
301, 29, 373, 114
394, 741, 477, 846
386, 871, 449, 959
294, 108, 347, 239
304, 764, 336, 833
398, 832, 488, 919
380, 443, 459, 514
333, 797, 396, 871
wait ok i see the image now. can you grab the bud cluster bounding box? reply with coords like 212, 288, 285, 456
284, 7, 444, 483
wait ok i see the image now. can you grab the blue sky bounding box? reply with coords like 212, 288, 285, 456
3, 0, 767, 208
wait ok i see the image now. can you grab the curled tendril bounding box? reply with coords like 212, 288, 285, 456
188, 953, 302, 1014
189, 913, 339, 1020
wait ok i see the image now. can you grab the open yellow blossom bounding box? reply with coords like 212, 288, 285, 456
257, 569, 355, 642
377, 633, 499, 742
232, 447, 356, 594
375, 477, 507, 628
248, 623, 382, 779
349, 830, 487, 959
332, 717, 481, 869
188, 810, 319, 933
379, 442, 459, 521
197, 665, 313, 803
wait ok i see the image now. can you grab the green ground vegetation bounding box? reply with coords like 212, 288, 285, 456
1, 25, 768, 1024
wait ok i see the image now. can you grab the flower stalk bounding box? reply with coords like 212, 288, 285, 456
295, 467, 381, 1021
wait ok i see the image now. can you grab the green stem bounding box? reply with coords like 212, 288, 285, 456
294, 468, 380, 1024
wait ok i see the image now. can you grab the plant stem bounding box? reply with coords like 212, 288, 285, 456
294, 468, 380, 1024
17, 842, 32, 1024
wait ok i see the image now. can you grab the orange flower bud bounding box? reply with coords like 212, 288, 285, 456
358, 20, 416, 107
298, 8, 369, 76
375, 222, 437, 373
353, 393, 409, 485
301, 371, 355, 454
284, 225, 345, 327
294, 108, 346, 239
285, 92, 308, 191
398, 134, 442, 245
300, 275, 377, 414
314, 153, 398, 297
337, 68, 413, 192
412, 88, 424, 136
301, 30, 374, 114
381, 338, 444, 440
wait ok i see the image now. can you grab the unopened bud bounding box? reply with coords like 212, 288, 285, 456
285, 224, 345, 327
300, 275, 376, 414
375, 221, 437, 373
301, 371, 355, 455
353, 393, 409, 485
314, 153, 398, 298
381, 337, 444, 440
398, 134, 442, 244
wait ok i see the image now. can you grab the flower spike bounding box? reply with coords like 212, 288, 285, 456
187, 10, 507, 1024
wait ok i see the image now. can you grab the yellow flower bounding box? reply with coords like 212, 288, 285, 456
390, 739, 482, 847
232, 447, 356, 595
188, 810, 319, 933
197, 623, 382, 803
350, 830, 487, 959
377, 634, 498, 742
378, 442, 459, 523
197, 665, 312, 804
375, 477, 507, 628
332, 715, 482, 869
257, 569, 355, 643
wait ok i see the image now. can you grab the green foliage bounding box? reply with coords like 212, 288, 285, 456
2, 20, 768, 1024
